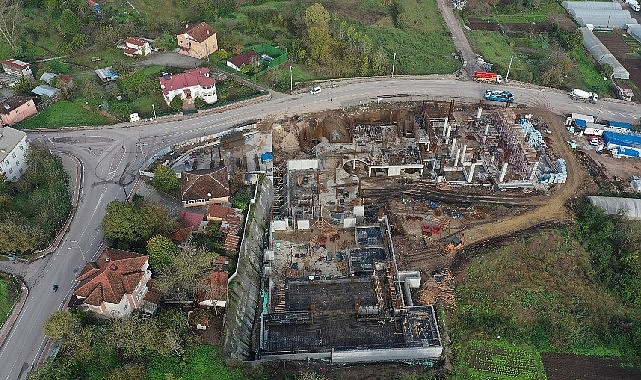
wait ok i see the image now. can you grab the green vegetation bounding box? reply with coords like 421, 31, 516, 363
0, 274, 20, 327
0, 142, 71, 255
101, 197, 174, 252
146, 235, 179, 272
454, 340, 546, 380
452, 203, 641, 377
16, 101, 112, 129
150, 165, 180, 195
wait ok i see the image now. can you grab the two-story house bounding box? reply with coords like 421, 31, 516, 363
177, 22, 218, 59
0, 126, 28, 182
74, 247, 152, 318
0, 96, 37, 126
159, 68, 217, 106
123, 37, 152, 57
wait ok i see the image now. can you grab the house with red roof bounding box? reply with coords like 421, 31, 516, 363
177, 22, 218, 59
122, 37, 152, 57
207, 204, 243, 253
0, 96, 37, 126
181, 167, 229, 207
159, 68, 217, 106
226, 50, 260, 72
198, 256, 228, 308
73, 247, 152, 318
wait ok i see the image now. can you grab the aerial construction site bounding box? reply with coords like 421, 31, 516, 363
255, 98, 583, 363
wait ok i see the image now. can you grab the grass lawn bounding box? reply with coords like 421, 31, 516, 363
17, 101, 113, 129
147, 345, 240, 380
0, 274, 19, 327
451, 228, 641, 377
453, 340, 546, 380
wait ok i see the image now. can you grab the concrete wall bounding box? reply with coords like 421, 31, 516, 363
223, 177, 273, 360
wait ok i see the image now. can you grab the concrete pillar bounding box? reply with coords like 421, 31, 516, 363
450, 138, 457, 157
484, 124, 489, 135
442, 117, 449, 137
477, 107, 483, 119
467, 163, 476, 183
499, 162, 508, 182
460, 145, 467, 165
453, 148, 461, 167
446, 125, 452, 140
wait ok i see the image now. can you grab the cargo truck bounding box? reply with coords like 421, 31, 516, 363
473, 71, 503, 84
483, 89, 514, 103
627, 0, 640, 12
570, 89, 598, 103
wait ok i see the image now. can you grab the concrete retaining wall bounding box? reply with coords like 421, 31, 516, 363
223, 177, 273, 360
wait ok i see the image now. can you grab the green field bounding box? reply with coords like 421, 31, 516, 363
454, 340, 546, 380
0, 274, 19, 327
16, 101, 113, 129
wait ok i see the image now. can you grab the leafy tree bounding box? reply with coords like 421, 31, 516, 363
44, 310, 81, 339
155, 243, 216, 301
0, 219, 42, 254
107, 313, 183, 358
56, 9, 81, 39
232, 188, 252, 211
12, 77, 34, 95
304, 3, 333, 64
0, 0, 24, 52
102, 200, 173, 250
169, 95, 183, 111
147, 235, 178, 271
194, 97, 205, 109
150, 164, 179, 194
105, 364, 145, 380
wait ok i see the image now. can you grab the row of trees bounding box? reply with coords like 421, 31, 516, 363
0, 142, 72, 255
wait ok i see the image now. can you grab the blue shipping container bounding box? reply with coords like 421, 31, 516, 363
618, 147, 640, 157
607, 120, 632, 130
603, 131, 641, 148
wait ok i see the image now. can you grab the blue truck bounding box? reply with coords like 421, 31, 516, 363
483, 90, 515, 104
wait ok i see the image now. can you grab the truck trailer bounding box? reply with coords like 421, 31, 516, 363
570, 89, 598, 103
627, 0, 640, 12
473, 71, 503, 84
483, 89, 514, 103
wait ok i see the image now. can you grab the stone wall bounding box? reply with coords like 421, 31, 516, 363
223, 177, 272, 360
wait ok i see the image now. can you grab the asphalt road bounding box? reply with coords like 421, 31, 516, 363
0, 77, 639, 380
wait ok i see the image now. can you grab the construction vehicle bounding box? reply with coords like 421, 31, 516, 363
570, 89, 598, 103
616, 86, 634, 101
444, 234, 465, 254
473, 71, 503, 84
483, 90, 514, 103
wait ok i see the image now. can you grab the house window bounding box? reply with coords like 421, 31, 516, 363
8, 168, 12, 174
11, 152, 16, 158
19, 145, 24, 150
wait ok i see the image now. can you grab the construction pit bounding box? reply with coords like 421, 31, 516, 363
258, 99, 585, 364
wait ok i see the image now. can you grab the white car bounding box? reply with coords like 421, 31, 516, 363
310, 86, 321, 94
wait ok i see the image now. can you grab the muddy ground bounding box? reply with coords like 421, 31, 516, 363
542, 353, 641, 380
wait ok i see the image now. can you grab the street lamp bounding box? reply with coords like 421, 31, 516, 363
289, 65, 293, 92
505, 56, 514, 83
392, 53, 396, 78
152, 103, 156, 120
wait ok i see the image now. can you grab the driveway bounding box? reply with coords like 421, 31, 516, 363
137, 51, 202, 69
435, 0, 479, 75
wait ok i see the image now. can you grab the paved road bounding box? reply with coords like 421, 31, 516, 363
0, 77, 639, 380
435, 0, 479, 74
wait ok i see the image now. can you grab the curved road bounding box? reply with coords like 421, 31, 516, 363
0, 77, 639, 379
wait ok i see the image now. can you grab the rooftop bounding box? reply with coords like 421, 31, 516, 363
0, 96, 34, 114
159, 68, 216, 95
227, 50, 260, 69
0, 127, 27, 163
181, 167, 229, 202
182, 22, 216, 43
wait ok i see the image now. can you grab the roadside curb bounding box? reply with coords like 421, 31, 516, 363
0, 277, 28, 351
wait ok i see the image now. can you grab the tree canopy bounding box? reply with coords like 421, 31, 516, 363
150, 165, 179, 195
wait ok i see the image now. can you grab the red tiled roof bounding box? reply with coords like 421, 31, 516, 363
159, 68, 216, 95
224, 234, 240, 252
227, 50, 259, 69
2, 59, 29, 70
207, 204, 237, 220
180, 210, 204, 229
58, 74, 73, 84
123, 47, 138, 56
172, 226, 195, 243
125, 37, 147, 46
74, 248, 148, 306
198, 269, 228, 303
183, 22, 216, 43
181, 167, 229, 203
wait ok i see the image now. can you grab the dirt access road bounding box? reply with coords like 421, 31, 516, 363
459, 107, 592, 249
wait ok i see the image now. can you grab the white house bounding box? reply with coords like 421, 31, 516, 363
1, 59, 33, 78
74, 248, 152, 318
123, 37, 152, 57
159, 68, 217, 106
0, 126, 28, 182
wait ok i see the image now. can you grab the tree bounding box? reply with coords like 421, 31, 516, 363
107, 313, 183, 358
169, 95, 183, 111
194, 97, 205, 109
44, 310, 81, 339
150, 164, 179, 194
105, 364, 145, 380
56, 9, 81, 39
303, 3, 333, 64
155, 243, 216, 301
102, 200, 174, 250
147, 235, 178, 271
0, 0, 23, 52
0, 220, 42, 254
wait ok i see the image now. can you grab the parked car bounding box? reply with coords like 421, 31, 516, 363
310, 85, 321, 94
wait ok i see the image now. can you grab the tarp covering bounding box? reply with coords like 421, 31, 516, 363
617, 147, 640, 157
603, 131, 641, 148
580, 27, 630, 79
607, 120, 632, 129
563, 1, 637, 29
588, 196, 641, 220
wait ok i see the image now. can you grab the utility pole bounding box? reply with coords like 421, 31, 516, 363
289, 65, 293, 92
392, 53, 396, 78
505, 56, 514, 82
152, 103, 156, 120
